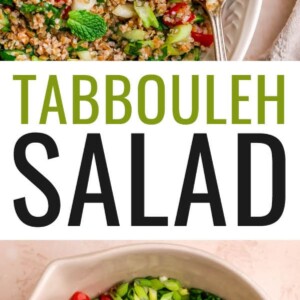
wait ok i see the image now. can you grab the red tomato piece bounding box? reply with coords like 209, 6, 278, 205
191, 31, 214, 47
100, 295, 113, 300
62, 5, 71, 19
70, 291, 91, 300
163, 3, 195, 27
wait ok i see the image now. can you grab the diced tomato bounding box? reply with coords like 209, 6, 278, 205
100, 295, 113, 300
62, 5, 71, 19
163, 3, 195, 27
70, 291, 91, 300
191, 31, 214, 47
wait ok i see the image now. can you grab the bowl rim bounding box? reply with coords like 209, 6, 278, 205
229, 0, 263, 61
30, 243, 269, 300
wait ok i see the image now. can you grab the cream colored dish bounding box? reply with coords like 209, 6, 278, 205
30, 244, 268, 300
215, 0, 262, 60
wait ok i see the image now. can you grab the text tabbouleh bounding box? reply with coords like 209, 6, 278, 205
0, 0, 214, 60
70, 276, 223, 300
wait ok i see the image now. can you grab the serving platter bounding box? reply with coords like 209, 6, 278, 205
207, 0, 263, 60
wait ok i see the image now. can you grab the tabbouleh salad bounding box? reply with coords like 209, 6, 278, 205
70, 276, 223, 300
0, 0, 214, 60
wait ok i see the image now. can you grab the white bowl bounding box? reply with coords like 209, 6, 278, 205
30, 244, 268, 300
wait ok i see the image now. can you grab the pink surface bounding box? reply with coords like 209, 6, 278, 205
0, 241, 300, 299
246, 0, 297, 59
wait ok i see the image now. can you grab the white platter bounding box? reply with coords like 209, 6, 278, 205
216, 0, 262, 60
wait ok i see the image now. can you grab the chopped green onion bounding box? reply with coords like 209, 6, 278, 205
150, 279, 165, 290
164, 280, 181, 291
117, 283, 129, 297
134, 285, 149, 300
160, 292, 173, 300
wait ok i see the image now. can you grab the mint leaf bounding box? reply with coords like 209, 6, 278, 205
67, 10, 107, 42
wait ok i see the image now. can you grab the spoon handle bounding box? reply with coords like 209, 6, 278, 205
209, 8, 227, 61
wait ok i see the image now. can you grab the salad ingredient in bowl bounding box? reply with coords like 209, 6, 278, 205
204, 0, 223, 12
0, 0, 214, 61
70, 276, 223, 300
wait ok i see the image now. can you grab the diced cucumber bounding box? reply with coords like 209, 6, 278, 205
0, 50, 25, 61
113, 4, 137, 18
166, 24, 192, 44
71, 0, 96, 11
134, 1, 159, 29
31, 55, 41, 61
123, 29, 147, 41
166, 44, 184, 56
0, 8, 10, 32
77, 50, 92, 60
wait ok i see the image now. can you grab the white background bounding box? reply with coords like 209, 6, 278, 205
0, 62, 297, 240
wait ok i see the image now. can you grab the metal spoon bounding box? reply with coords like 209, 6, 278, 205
197, 0, 227, 61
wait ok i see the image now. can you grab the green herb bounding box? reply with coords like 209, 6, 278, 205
67, 45, 89, 53
148, 46, 168, 61
0, 50, 24, 60
194, 14, 205, 23
124, 40, 154, 56
0, 0, 13, 7
156, 17, 168, 31
67, 10, 107, 41
189, 288, 222, 300
20, 3, 60, 14
124, 41, 142, 56
0, 8, 10, 32
44, 3, 62, 19
193, 47, 201, 60
20, 4, 40, 13
20, 3, 62, 27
